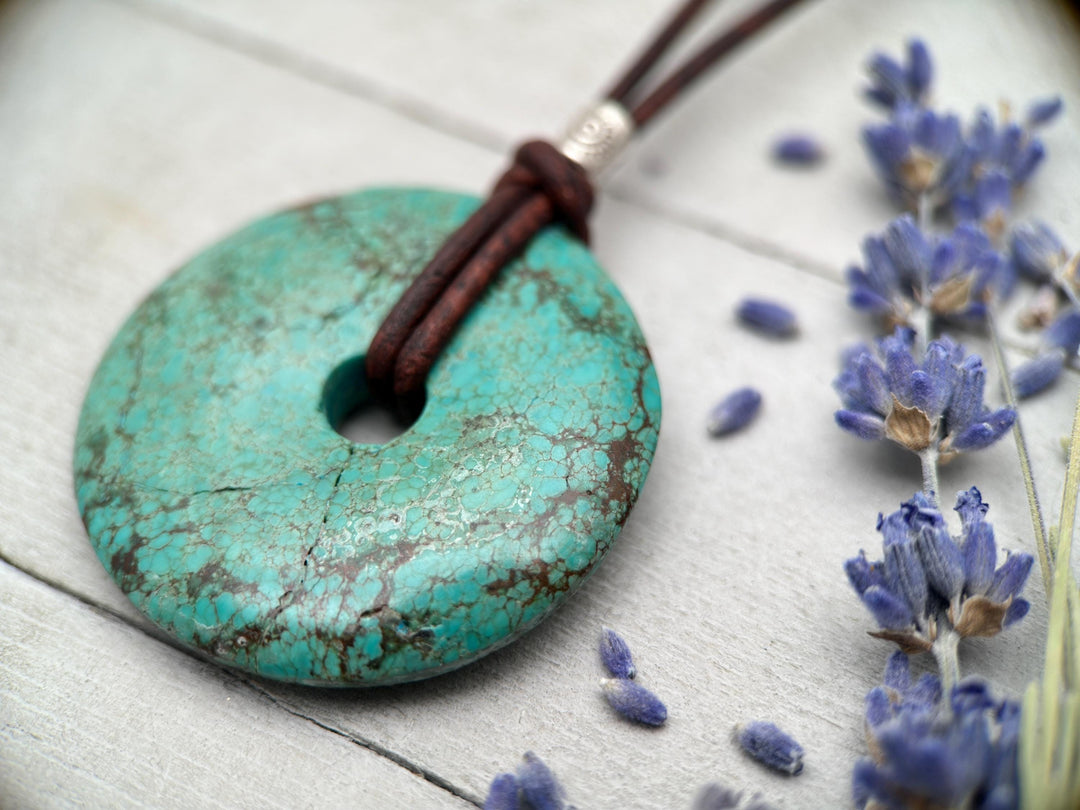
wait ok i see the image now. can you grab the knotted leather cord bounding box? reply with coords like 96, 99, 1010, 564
366, 0, 810, 420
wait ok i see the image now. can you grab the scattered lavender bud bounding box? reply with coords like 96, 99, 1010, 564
1045, 308, 1080, 356
1011, 350, 1065, 399
599, 627, 636, 679
693, 784, 776, 810
735, 721, 805, 775
483, 773, 519, 810
736, 298, 799, 337
517, 752, 566, 810
772, 134, 825, 166
1027, 95, 1063, 128
693, 784, 742, 810
707, 388, 763, 437
600, 678, 668, 726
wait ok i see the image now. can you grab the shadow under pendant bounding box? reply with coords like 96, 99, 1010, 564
74, 187, 661, 686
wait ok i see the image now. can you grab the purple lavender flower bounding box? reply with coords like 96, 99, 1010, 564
736, 298, 799, 337
600, 678, 667, 726
951, 170, 1012, 239
517, 752, 566, 810
834, 329, 1016, 457
772, 134, 825, 166
735, 721, 804, 775
846, 216, 1007, 328
863, 104, 972, 210
599, 627, 636, 679
846, 490, 1033, 653
707, 388, 762, 437
854, 653, 1020, 810
1011, 350, 1065, 399
864, 39, 933, 110
1010, 220, 1070, 283
484, 773, 519, 810
967, 106, 1048, 188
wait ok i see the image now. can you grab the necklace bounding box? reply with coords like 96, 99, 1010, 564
74, 0, 806, 686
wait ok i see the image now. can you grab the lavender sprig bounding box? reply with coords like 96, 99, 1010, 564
833, 328, 1015, 495
845, 216, 1008, 329
840, 35, 1065, 809
846, 490, 1033, 659
854, 653, 1021, 810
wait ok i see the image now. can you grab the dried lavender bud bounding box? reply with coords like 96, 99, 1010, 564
693, 784, 742, 809
707, 388, 763, 437
772, 134, 825, 166
1045, 309, 1080, 356
834, 329, 1016, 456
1027, 95, 1063, 128
599, 627, 636, 679
517, 752, 566, 810
1011, 220, 1068, 282
693, 784, 778, 810
736, 298, 799, 337
483, 773, 519, 810
735, 721, 805, 775
856, 656, 1021, 809
1011, 350, 1064, 399
600, 678, 668, 726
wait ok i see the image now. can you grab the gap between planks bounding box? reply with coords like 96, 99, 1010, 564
0, 555, 485, 809
90, 0, 1080, 365
101, 0, 841, 283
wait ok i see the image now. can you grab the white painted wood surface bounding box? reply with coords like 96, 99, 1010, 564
2, 0, 1079, 807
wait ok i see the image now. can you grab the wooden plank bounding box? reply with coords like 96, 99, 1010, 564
124, 0, 1080, 271
1, 0, 1079, 807
0, 562, 474, 809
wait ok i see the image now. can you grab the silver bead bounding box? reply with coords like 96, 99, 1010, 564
558, 101, 635, 175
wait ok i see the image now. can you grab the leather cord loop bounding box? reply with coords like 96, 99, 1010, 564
366, 140, 593, 419
492, 140, 594, 243
365, 0, 810, 421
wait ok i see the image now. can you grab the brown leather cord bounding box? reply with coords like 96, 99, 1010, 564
366, 0, 811, 420
365, 182, 530, 406
369, 141, 592, 418
627, 0, 810, 127
606, 0, 714, 106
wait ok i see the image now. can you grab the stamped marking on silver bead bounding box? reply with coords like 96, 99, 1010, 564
558, 101, 635, 175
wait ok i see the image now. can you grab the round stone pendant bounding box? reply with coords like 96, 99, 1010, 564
74, 188, 660, 686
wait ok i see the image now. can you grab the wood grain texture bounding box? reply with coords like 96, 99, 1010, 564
123, 0, 1080, 272
0, 562, 474, 809
2, 0, 1079, 807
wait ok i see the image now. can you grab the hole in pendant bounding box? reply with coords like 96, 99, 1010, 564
321, 355, 423, 445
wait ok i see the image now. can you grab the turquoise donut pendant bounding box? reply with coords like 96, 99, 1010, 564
74, 188, 660, 686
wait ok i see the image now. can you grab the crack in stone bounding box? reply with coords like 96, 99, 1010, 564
133, 482, 263, 497
258, 446, 357, 647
